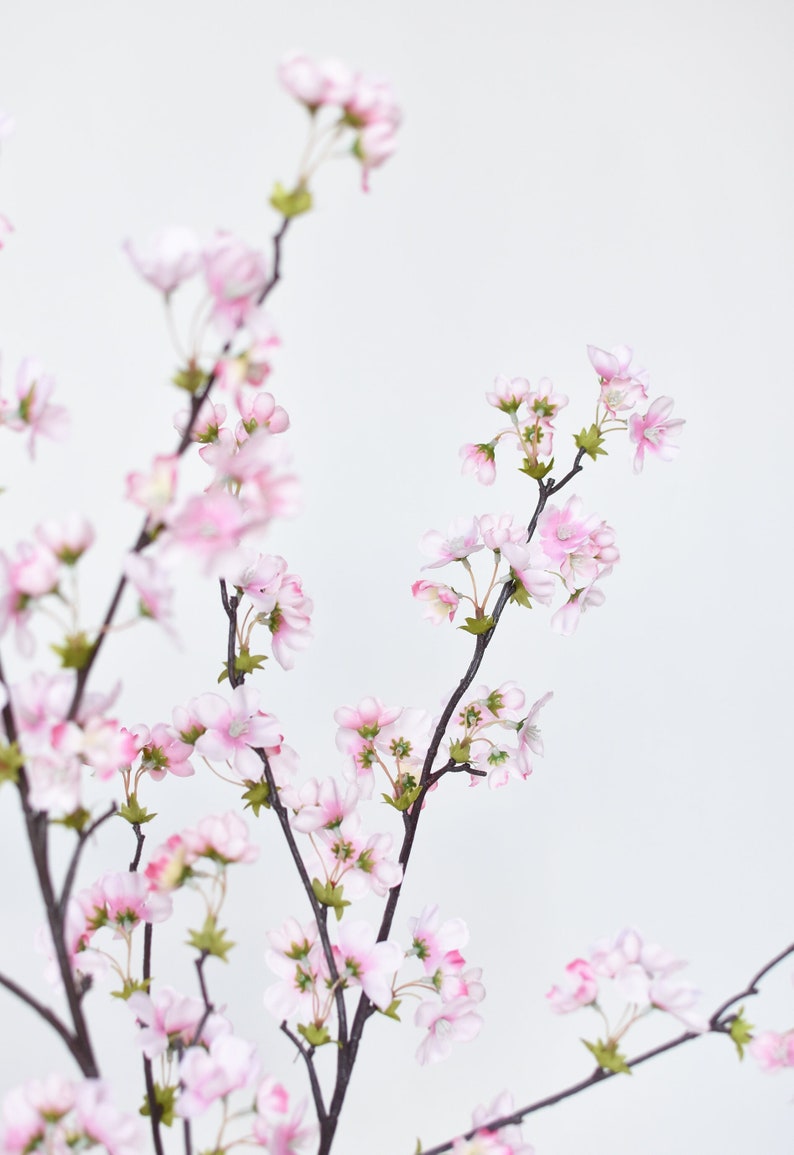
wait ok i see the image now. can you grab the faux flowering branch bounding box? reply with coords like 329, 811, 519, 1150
419, 938, 794, 1155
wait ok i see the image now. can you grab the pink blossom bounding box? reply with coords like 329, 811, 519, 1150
123, 553, 174, 627
537, 497, 600, 565
414, 996, 483, 1065
332, 920, 403, 1010
73, 1080, 143, 1155
628, 396, 685, 473
35, 513, 95, 564
253, 1078, 316, 1153
3, 358, 69, 457
167, 491, 251, 569
546, 958, 598, 1013
526, 378, 568, 426
477, 514, 527, 552
460, 442, 497, 485
550, 581, 607, 635
144, 834, 192, 892
420, 517, 483, 569
123, 227, 201, 295
125, 454, 178, 524
278, 53, 353, 108
485, 375, 531, 413
357, 120, 399, 191
749, 1030, 794, 1072
290, 777, 361, 834
180, 811, 259, 865
500, 541, 555, 605
467, 1091, 535, 1155
267, 573, 313, 669
127, 986, 223, 1058
587, 343, 648, 394
177, 1035, 260, 1117
203, 232, 269, 337
412, 579, 460, 625
409, 905, 469, 974
335, 697, 402, 742
236, 389, 289, 435
192, 684, 282, 761
77, 871, 172, 935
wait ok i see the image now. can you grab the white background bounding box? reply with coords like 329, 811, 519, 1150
0, 1, 793, 1152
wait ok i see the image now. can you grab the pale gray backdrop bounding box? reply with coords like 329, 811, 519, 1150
0, 1, 792, 1153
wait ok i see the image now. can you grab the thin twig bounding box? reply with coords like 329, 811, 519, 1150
0, 970, 79, 1060
58, 803, 117, 917
280, 1022, 327, 1124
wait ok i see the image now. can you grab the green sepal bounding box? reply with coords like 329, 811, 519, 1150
448, 740, 472, 764
50, 632, 94, 670
54, 807, 92, 832
311, 879, 350, 921
270, 181, 313, 218
380, 998, 402, 1021
119, 795, 157, 825
728, 1007, 755, 1060
111, 977, 152, 1001
140, 1084, 178, 1128
241, 779, 271, 816
217, 648, 269, 683
574, 424, 608, 461
0, 741, 24, 785
187, 915, 235, 961
381, 782, 423, 812
172, 364, 209, 395
509, 581, 533, 609
519, 456, 554, 479
582, 1037, 631, 1074
297, 1022, 332, 1048
458, 615, 494, 636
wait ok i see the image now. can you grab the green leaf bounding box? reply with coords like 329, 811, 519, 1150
297, 1022, 332, 1047
0, 741, 24, 785
270, 181, 313, 218
518, 456, 554, 479
140, 1084, 177, 1128
380, 998, 402, 1021
218, 648, 270, 683
729, 1007, 755, 1060
458, 614, 494, 636
311, 879, 350, 921
187, 915, 235, 961
119, 796, 157, 825
381, 782, 423, 812
50, 632, 94, 670
111, 977, 152, 1000
448, 740, 472, 765
509, 581, 533, 609
54, 807, 92, 832
574, 424, 608, 461
241, 779, 271, 816
582, 1037, 632, 1075
172, 364, 208, 395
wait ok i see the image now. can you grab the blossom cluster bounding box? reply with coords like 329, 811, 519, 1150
278, 52, 400, 190
0, 1077, 140, 1155
546, 927, 708, 1070
414, 502, 618, 636
461, 344, 684, 483
265, 904, 485, 1065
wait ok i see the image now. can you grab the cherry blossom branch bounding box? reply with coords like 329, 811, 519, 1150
318, 452, 594, 1152
218, 581, 350, 1048
418, 942, 794, 1155
66, 218, 293, 724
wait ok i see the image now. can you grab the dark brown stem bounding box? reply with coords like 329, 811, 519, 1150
58, 803, 117, 917
0, 970, 80, 1061
140, 923, 165, 1155
280, 1022, 327, 1124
